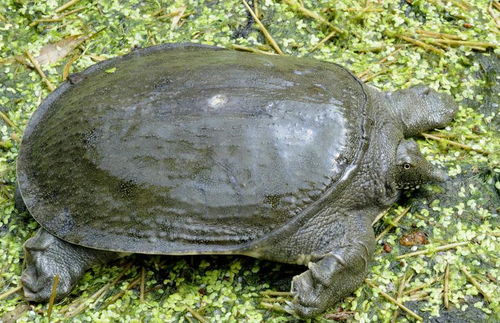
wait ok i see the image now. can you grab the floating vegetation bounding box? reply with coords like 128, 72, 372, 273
0, 0, 498, 321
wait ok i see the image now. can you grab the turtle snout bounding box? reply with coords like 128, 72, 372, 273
428, 167, 449, 182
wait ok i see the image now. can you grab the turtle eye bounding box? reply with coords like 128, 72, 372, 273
403, 163, 411, 170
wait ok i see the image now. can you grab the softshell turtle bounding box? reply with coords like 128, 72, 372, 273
16, 43, 457, 317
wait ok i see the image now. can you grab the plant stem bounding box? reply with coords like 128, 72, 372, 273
460, 266, 492, 303
376, 206, 411, 241
365, 279, 423, 321
241, 0, 284, 55
396, 241, 469, 259
25, 50, 56, 91
422, 133, 490, 155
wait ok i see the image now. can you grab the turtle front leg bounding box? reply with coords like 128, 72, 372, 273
22, 228, 118, 302
290, 231, 375, 317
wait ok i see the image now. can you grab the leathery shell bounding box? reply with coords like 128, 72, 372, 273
17, 43, 368, 254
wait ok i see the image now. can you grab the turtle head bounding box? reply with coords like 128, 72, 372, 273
385, 85, 458, 136
393, 139, 448, 191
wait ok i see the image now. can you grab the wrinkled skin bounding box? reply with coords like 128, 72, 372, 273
21, 229, 115, 302
16, 44, 457, 318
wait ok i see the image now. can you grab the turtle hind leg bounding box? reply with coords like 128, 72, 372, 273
389, 85, 458, 136
290, 229, 375, 317
21, 228, 117, 302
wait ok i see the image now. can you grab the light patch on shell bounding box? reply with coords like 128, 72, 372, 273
207, 94, 228, 109
273, 125, 315, 143
293, 69, 313, 75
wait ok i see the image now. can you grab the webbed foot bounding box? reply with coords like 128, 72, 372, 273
290, 240, 374, 318
22, 228, 116, 302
